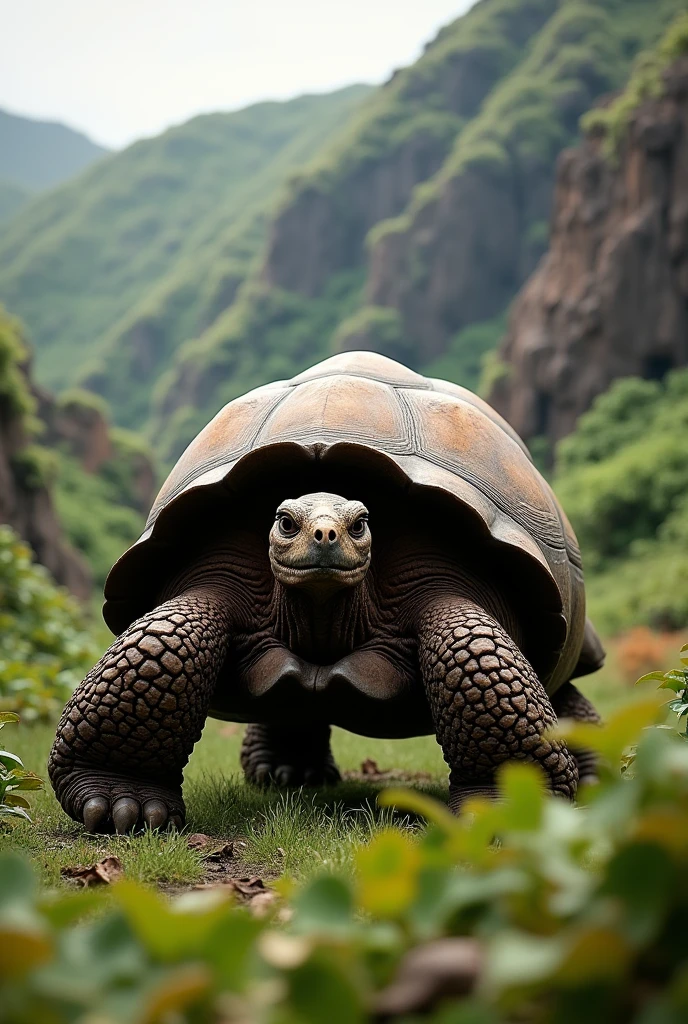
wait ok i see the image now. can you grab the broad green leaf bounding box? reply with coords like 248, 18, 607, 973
551, 693, 667, 768
556, 926, 630, 983
115, 880, 233, 961
601, 843, 674, 945
291, 875, 354, 936
0, 712, 19, 725
658, 671, 688, 693
0, 926, 52, 978
287, 952, 364, 1024
357, 828, 420, 917
39, 888, 104, 927
485, 930, 565, 990
7, 771, 43, 790
3, 793, 30, 808
140, 964, 211, 1023
0, 852, 37, 908
498, 762, 545, 831
0, 750, 24, 770
636, 672, 668, 685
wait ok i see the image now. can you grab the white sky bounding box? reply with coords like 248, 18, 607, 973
2, 0, 474, 149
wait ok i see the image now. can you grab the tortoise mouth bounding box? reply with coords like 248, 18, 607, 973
270, 554, 370, 589
272, 559, 367, 574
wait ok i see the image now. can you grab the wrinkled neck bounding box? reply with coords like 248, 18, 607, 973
274, 580, 371, 664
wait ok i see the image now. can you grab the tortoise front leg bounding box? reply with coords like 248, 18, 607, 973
49, 588, 231, 833
416, 597, 577, 813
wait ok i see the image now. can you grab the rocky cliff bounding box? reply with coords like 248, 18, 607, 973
153, 0, 685, 463
0, 311, 90, 596
490, 51, 688, 445
0, 308, 158, 595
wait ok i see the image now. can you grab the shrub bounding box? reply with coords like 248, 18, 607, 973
0, 713, 43, 826
4, 673, 688, 1020
554, 370, 688, 632
0, 526, 96, 720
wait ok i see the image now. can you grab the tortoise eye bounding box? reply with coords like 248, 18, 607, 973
349, 518, 366, 538
278, 515, 299, 537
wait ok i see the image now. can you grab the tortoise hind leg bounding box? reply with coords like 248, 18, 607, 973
416, 597, 578, 813
551, 682, 601, 786
241, 722, 341, 787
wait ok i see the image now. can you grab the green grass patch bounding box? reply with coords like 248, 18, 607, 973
0, 650, 635, 891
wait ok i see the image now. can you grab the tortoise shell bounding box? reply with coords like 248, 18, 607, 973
105, 352, 601, 692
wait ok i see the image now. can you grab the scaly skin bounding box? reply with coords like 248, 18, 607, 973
240, 722, 341, 787
48, 588, 231, 832
551, 680, 601, 785
417, 598, 578, 812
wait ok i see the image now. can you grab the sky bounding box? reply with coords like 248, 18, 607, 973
3, 0, 474, 150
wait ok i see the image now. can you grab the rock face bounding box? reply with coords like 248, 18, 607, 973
0, 368, 91, 599
263, 0, 558, 301
490, 58, 688, 444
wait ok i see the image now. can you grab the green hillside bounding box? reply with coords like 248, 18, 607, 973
0, 86, 370, 412
0, 179, 31, 224
0, 107, 107, 190
152, 0, 685, 461
553, 371, 688, 635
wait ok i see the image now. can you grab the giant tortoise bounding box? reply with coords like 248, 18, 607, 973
49, 351, 604, 832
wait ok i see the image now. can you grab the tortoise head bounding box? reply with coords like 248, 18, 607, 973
269, 492, 371, 592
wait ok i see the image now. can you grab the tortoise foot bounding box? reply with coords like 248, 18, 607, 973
56, 768, 185, 833
240, 722, 341, 788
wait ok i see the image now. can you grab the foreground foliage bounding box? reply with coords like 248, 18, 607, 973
3, 678, 688, 1022
0, 526, 95, 719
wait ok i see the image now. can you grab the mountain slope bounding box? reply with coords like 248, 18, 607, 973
0, 107, 107, 190
0, 179, 31, 224
154, 0, 685, 461
490, 18, 688, 446
0, 86, 370, 412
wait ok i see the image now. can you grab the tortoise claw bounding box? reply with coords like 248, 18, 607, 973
83, 796, 110, 832
113, 797, 141, 833
142, 798, 168, 830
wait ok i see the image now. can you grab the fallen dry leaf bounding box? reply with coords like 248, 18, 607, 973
61, 855, 124, 887
187, 833, 213, 850
344, 762, 435, 784
193, 875, 275, 914
203, 843, 234, 864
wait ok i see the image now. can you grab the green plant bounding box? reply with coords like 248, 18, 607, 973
0, 526, 96, 720
4, 687, 688, 1021
0, 713, 43, 825
554, 370, 688, 632
638, 643, 688, 737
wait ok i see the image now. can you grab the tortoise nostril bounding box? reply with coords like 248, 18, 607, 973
328, 529, 337, 542
314, 529, 323, 542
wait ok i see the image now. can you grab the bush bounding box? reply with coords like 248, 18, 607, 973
3, 683, 688, 1021
0, 526, 96, 720
554, 370, 688, 632
0, 713, 43, 826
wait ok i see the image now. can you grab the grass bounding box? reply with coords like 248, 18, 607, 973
1, 718, 447, 890
0, 642, 651, 891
